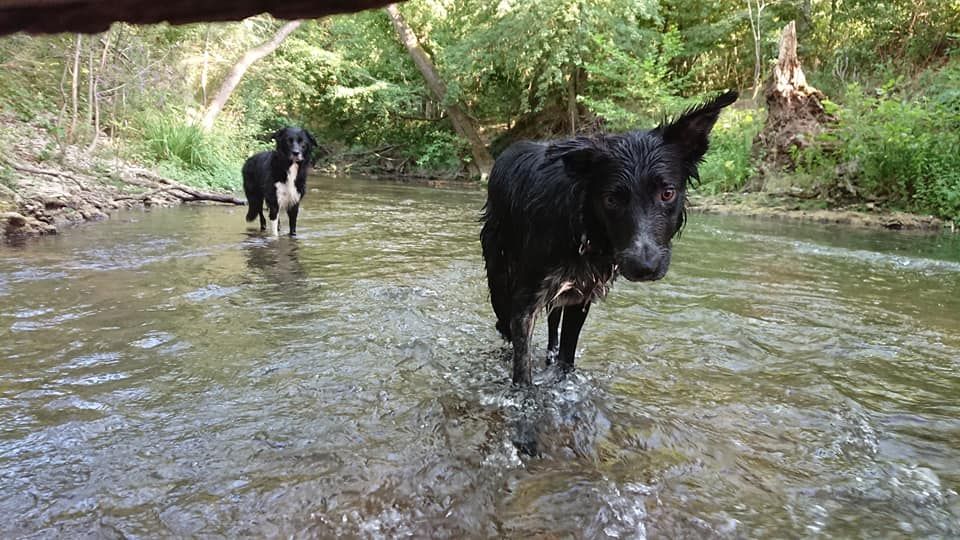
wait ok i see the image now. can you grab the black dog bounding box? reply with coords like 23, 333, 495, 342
481, 90, 737, 385
243, 126, 317, 236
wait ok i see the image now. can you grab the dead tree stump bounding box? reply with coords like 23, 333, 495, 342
753, 21, 831, 182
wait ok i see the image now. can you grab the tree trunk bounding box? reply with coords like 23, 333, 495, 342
87, 30, 113, 153
753, 21, 830, 182
200, 26, 211, 106
746, 0, 766, 100
384, 3, 493, 180
567, 65, 577, 136
86, 42, 94, 133
55, 40, 71, 154
199, 20, 301, 131
67, 33, 82, 144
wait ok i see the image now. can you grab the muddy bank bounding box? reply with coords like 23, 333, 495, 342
3, 114, 950, 242
688, 192, 949, 232
0, 115, 243, 242
320, 170, 481, 191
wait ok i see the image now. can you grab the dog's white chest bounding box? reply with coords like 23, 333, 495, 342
275, 164, 301, 211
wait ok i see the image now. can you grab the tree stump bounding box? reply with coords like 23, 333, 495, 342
753, 21, 831, 181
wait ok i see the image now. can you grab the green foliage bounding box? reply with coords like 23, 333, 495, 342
697, 107, 763, 194
0, 34, 65, 120
579, 27, 687, 131
444, 0, 661, 116
411, 130, 466, 173
136, 113, 251, 190
799, 62, 960, 222
1, 0, 960, 204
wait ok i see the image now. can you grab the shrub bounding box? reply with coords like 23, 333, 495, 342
695, 107, 763, 194
800, 61, 960, 222
410, 130, 466, 175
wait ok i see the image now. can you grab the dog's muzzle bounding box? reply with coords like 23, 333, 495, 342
618, 243, 670, 282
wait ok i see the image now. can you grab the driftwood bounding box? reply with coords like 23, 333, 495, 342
113, 186, 181, 202
126, 169, 245, 205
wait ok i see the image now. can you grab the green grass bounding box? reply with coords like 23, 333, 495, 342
135, 113, 253, 192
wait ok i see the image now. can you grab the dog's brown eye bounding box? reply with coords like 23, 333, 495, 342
604, 193, 620, 208
660, 189, 677, 202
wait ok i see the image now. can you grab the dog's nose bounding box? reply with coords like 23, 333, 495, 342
619, 243, 663, 281
620, 259, 658, 281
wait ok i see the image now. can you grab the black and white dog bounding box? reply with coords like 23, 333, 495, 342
243, 126, 317, 236
480, 91, 738, 385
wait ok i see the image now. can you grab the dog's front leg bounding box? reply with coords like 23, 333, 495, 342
510, 306, 538, 386
287, 205, 299, 237
545, 307, 562, 365
267, 204, 280, 236
557, 302, 590, 372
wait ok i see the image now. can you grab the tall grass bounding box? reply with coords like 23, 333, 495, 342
136, 113, 257, 191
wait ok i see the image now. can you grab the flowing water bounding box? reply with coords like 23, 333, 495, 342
2, 177, 960, 538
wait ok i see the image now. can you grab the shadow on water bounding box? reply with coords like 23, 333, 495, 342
1, 177, 959, 538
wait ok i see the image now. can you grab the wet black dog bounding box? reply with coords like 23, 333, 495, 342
243, 126, 317, 236
481, 90, 737, 385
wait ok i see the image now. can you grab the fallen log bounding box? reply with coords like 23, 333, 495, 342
128, 169, 245, 205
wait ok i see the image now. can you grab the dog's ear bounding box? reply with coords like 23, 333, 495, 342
659, 90, 738, 164
271, 128, 287, 142
545, 136, 611, 179
304, 129, 318, 149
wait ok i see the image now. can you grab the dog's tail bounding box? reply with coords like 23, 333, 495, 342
480, 214, 513, 342
245, 202, 259, 222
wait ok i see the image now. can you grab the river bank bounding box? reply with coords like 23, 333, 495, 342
2, 113, 952, 243
0, 115, 243, 242
688, 192, 949, 232
341, 173, 952, 233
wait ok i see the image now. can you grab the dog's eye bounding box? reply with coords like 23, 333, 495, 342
603, 193, 621, 208
660, 189, 677, 203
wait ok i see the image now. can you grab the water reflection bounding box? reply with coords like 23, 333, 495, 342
242, 234, 307, 283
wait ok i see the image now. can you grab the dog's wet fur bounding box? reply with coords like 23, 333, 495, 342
243, 126, 317, 236
481, 90, 738, 385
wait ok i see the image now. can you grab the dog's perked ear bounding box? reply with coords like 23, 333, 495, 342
544, 136, 612, 178
304, 129, 318, 149
659, 90, 738, 165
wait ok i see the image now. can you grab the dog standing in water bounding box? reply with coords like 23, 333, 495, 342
243, 126, 317, 236
481, 91, 738, 385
